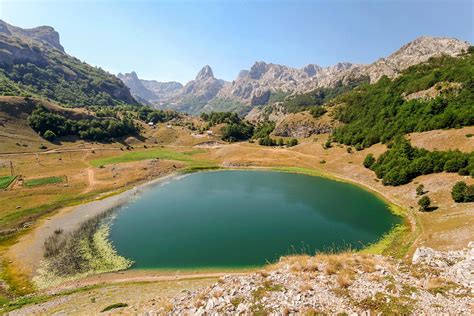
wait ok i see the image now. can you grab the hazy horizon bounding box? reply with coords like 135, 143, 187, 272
1, 0, 472, 84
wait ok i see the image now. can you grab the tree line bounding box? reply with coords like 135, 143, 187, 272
28, 105, 139, 142
364, 137, 474, 186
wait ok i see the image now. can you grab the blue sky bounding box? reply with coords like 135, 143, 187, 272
1, 0, 472, 83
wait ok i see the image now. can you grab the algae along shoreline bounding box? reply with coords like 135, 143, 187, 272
34, 209, 133, 289
29, 168, 410, 289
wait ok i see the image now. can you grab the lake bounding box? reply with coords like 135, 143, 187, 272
109, 170, 400, 269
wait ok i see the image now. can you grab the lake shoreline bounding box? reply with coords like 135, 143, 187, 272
8, 166, 414, 292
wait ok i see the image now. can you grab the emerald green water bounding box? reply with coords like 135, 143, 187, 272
109, 170, 399, 269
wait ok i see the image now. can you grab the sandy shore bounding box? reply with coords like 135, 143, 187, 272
6, 172, 185, 277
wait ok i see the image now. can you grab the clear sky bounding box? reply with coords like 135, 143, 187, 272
1, 0, 472, 83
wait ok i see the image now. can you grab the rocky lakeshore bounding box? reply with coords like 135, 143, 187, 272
138, 244, 474, 315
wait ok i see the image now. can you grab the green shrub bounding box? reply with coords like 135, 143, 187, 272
363, 154, 375, 168
100, 303, 128, 312
253, 121, 275, 139
287, 138, 298, 147
310, 106, 327, 118
322, 140, 332, 149
418, 196, 431, 211
259, 136, 276, 146
416, 184, 425, 196
42, 130, 57, 141
451, 181, 474, 202
221, 122, 254, 142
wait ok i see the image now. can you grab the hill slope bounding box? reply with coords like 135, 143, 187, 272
0, 20, 137, 107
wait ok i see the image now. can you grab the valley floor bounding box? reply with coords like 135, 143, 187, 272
0, 124, 473, 313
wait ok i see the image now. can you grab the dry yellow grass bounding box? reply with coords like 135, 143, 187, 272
408, 126, 474, 153
336, 269, 355, 288
0, 103, 472, 299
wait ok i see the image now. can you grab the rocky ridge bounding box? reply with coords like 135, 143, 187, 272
0, 20, 137, 106
130, 244, 473, 315
337, 36, 470, 85
0, 19, 64, 52
122, 36, 470, 114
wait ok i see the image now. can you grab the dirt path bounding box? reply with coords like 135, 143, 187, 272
48, 270, 248, 294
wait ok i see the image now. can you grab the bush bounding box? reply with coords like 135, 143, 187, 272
42, 130, 57, 141
310, 106, 327, 118
287, 138, 298, 147
451, 181, 474, 202
253, 121, 275, 139
221, 122, 254, 142
101, 303, 128, 312
259, 136, 276, 146
322, 140, 332, 149
363, 154, 375, 168
418, 196, 431, 211
416, 184, 425, 196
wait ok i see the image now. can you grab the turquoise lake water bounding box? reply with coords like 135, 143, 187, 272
109, 170, 400, 269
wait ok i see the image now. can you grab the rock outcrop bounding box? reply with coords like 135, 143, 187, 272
273, 112, 334, 138
0, 19, 64, 52
140, 244, 473, 315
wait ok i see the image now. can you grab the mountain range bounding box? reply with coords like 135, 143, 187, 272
0, 20, 470, 116
121, 36, 469, 115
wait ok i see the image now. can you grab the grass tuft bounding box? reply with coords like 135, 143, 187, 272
100, 302, 128, 312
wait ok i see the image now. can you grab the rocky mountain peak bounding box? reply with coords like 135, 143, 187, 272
361, 36, 470, 83
0, 19, 64, 52
249, 61, 269, 80
237, 70, 250, 80
0, 20, 12, 35
303, 64, 321, 77
196, 65, 214, 81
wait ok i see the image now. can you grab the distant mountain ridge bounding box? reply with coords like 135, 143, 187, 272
0, 20, 137, 107
122, 36, 470, 114
117, 71, 182, 103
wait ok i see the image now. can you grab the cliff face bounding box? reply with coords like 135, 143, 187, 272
0, 20, 137, 106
